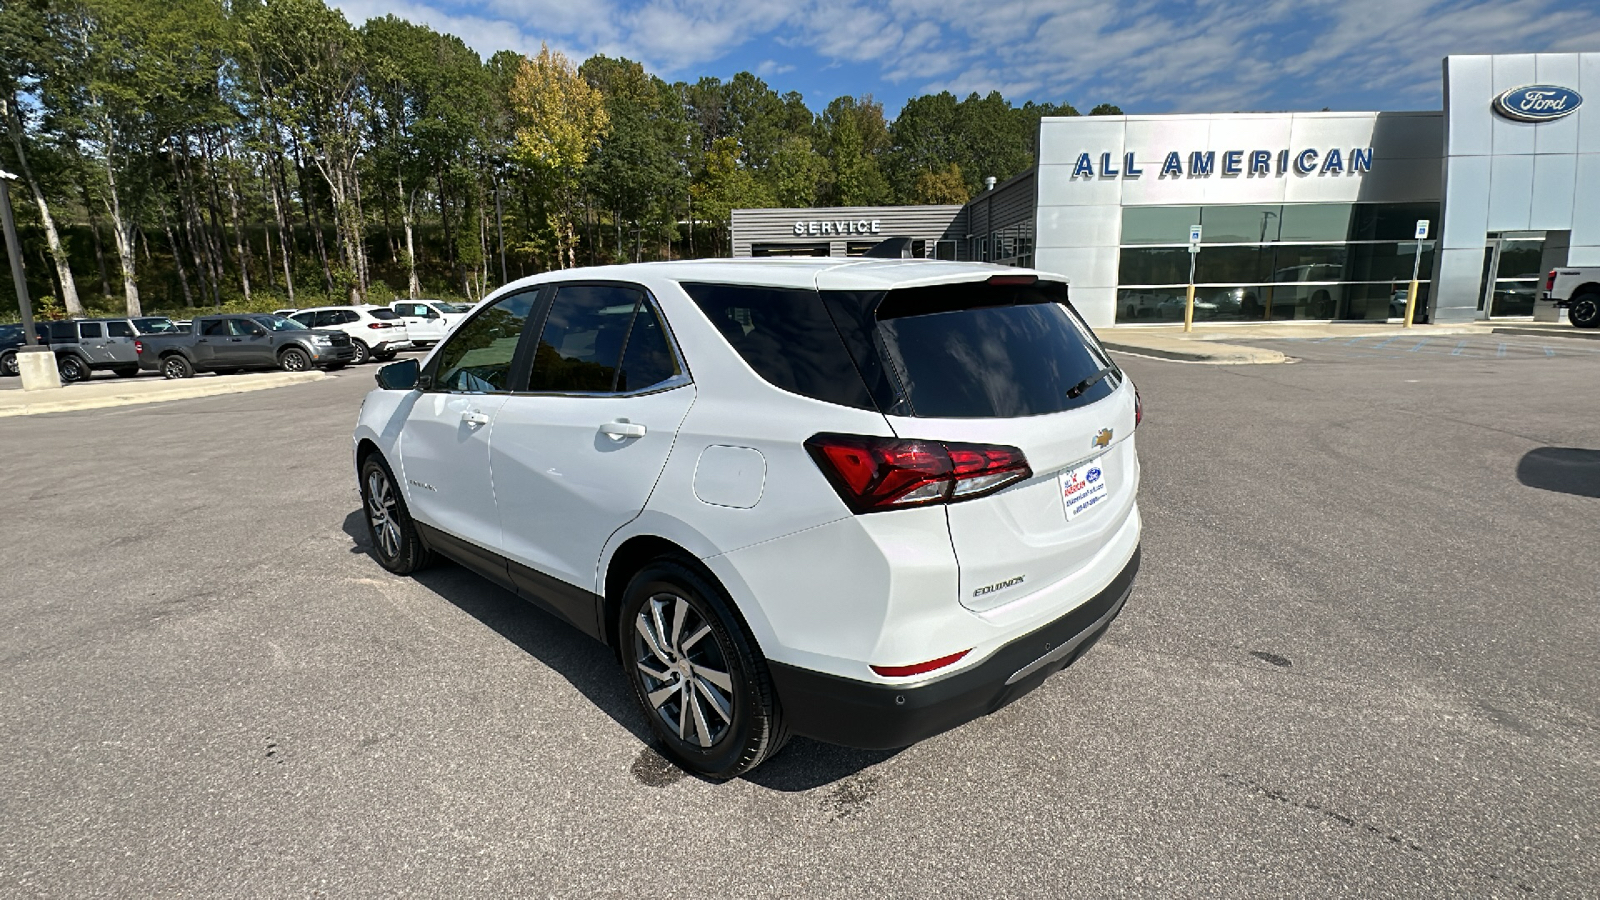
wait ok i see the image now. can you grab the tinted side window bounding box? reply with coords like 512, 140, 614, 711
616, 302, 680, 392
432, 291, 537, 392
290, 312, 315, 327
202, 319, 230, 336
525, 285, 639, 393
681, 282, 875, 411
79, 322, 104, 339
310, 311, 338, 328
48, 321, 76, 341
106, 321, 134, 338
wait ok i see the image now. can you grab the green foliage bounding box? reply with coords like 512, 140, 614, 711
0, 0, 1124, 313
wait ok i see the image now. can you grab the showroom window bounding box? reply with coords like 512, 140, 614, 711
1115, 202, 1439, 323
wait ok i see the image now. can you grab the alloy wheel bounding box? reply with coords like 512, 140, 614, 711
1, 354, 16, 376
365, 467, 402, 560
632, 594, 736, 749
282, 349, 308, 371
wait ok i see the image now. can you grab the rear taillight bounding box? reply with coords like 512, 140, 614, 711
134, 340, 144, 355
367, 322, 391, 329
1134, 386, 1143, 427
805, 433, 1031, 513
1546, 269, 1557, 292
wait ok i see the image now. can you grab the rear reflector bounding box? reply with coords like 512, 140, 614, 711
986, 274, 1037, 286
805, 433, 1031, 513
1547, 269, 1557, 292
871, 650, 970, 678
134, 340, 144, 355
367, 322, 392, 329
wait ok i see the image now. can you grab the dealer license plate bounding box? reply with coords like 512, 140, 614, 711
1060, 457, 1110, 521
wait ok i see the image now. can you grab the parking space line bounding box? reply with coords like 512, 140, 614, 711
1410, 339, 1431, 351
1450, 340, 1468, 356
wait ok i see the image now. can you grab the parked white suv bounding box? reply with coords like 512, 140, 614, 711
352, 259, 1142, 778
389, 299, 467, 346
289, 305, 412, 363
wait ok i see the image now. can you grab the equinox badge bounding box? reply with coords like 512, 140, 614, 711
1093, 428, 1113, 449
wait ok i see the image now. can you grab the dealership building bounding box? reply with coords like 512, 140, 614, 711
731, 53, 1598, 328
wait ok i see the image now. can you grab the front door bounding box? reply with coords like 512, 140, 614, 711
393, 302, 446, 344
397, 289, 540, 553
1479, 234, 1545, 319
490, 284, 694, 607
227, 318, 278, 368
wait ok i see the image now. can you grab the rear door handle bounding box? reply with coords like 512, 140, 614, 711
599, 421, 646, 439
462, 410, 491, 426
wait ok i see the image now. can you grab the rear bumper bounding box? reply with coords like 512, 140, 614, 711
768, 545, 1139, 750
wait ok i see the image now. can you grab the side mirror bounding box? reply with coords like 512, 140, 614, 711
375, 358, 420, 391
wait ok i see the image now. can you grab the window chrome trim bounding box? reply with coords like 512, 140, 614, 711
503, 374, 693, 400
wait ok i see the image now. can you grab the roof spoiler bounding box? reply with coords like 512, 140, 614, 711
863, 236, 917, 259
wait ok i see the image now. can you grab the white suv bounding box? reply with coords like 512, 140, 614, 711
389, 299, 467, 346
352, 259, 1142, 778
289, 306, 412, 363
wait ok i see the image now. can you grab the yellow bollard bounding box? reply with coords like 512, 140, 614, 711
1403, 279, 1418, 328
1183, 284, 1197, 333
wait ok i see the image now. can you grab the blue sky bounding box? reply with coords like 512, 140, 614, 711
331, 0, 1600, 116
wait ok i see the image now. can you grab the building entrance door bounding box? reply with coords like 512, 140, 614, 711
1478, 234, 1545, 319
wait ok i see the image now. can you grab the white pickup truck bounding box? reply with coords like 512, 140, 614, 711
1545, 268, 1600, 328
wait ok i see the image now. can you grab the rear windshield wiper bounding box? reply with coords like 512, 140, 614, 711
1065, 365, 1118, 399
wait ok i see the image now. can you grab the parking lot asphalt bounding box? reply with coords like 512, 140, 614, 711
2, 338, 1597, 897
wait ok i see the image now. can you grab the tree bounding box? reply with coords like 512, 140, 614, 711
509, 44, 609, 269
250, 0, 368, 302
819, 96, 889, 206
1089, 103, 1123, 115
0, 0, 83, 316
911, 163, 969, 205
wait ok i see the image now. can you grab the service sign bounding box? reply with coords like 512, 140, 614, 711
1493, 85, 1583, 122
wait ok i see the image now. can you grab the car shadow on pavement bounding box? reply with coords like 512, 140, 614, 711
342, 510, 896, 791
1516, 448, 1600, 499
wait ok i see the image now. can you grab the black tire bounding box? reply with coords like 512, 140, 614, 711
278, 347, 311, 372
1, 351, 17, 377
373, 351, 397, 362
1308, 289, 1332, 319
358, 455, 433, 575
620, 558, 788, 780
160, 354, 194, 380
113, 365, 140, 379
351, 339, 371, 364
58, 355, 91, 383
324, 362, 346, 371
1569, 293, 1600, 329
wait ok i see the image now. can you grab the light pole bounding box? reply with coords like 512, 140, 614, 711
1, 164, 59, 389
0, 167, 38, 344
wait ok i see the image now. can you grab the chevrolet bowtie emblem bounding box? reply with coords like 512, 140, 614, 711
1093, 428, 1113, 448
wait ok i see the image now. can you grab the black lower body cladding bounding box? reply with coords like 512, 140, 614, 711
768, 546, 1140, 750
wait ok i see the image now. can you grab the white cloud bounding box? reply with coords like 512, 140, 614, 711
330, 0, 1600, 112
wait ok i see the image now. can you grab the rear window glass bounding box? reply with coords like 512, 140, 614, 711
368, 308, 399, 320
681, 282, 875, 411
870, 280, 1116, 419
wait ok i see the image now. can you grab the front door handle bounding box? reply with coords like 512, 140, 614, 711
462, 410, 491, 426
599, 420, 646, 439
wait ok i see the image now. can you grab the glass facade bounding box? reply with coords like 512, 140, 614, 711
1115, 202, 1440, 323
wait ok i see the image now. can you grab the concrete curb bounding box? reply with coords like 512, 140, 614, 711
0, 371, 330, 418
1102, 341, 1289, 365
1491, 326, 1600, 342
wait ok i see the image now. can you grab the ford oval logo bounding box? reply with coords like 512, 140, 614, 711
1493, 85, 1583, 122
